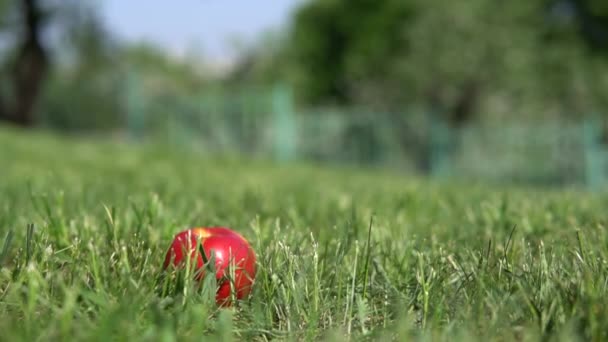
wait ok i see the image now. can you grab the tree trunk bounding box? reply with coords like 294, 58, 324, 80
0, 0, 48, 127
449, 80, 478, 126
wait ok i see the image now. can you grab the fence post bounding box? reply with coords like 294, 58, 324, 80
583, 116, 606, 189
125, 70, 145, 141
272, 84, 297, 162
429, 112, 452, 178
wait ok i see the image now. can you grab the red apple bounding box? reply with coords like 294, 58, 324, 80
163, 227, 257, 305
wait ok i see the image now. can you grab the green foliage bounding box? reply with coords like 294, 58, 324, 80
37, 8, 215, 132
0, 0, 211, 131
575, 0, 608, 52
281, 0, 608, 119
287, 0, 412, 106
0, 0, 124, 130
225, 31, 288, 87
40, 67, 124, 131
2, 127, 608, 340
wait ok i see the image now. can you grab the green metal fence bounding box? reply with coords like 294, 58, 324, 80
448, 120, 596, 186
123, 73, 608, 189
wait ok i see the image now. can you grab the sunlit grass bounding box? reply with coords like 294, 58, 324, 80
1, 126, 607, 341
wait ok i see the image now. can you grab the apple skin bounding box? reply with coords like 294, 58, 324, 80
163, 227, 257, 305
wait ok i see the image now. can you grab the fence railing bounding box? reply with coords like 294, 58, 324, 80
123, 73, 608, 189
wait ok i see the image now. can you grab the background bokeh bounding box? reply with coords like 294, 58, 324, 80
1, 0, 608, 188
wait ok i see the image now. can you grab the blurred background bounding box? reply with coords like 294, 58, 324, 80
1, 0, 607, 188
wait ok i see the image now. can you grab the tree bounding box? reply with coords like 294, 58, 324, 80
286, 0, 413, 108
282, 0, 608, 124
0, 0, 120, 129
0, 0, 48, 126
569, 0, 608, 53
40, 1, 123, 131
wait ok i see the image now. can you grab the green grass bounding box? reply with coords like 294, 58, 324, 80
1, 126, 608, 341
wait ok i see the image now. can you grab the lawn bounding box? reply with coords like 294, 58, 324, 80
1, 126, 607, 341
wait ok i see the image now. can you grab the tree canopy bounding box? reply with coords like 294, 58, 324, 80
267, 0, 608, 122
